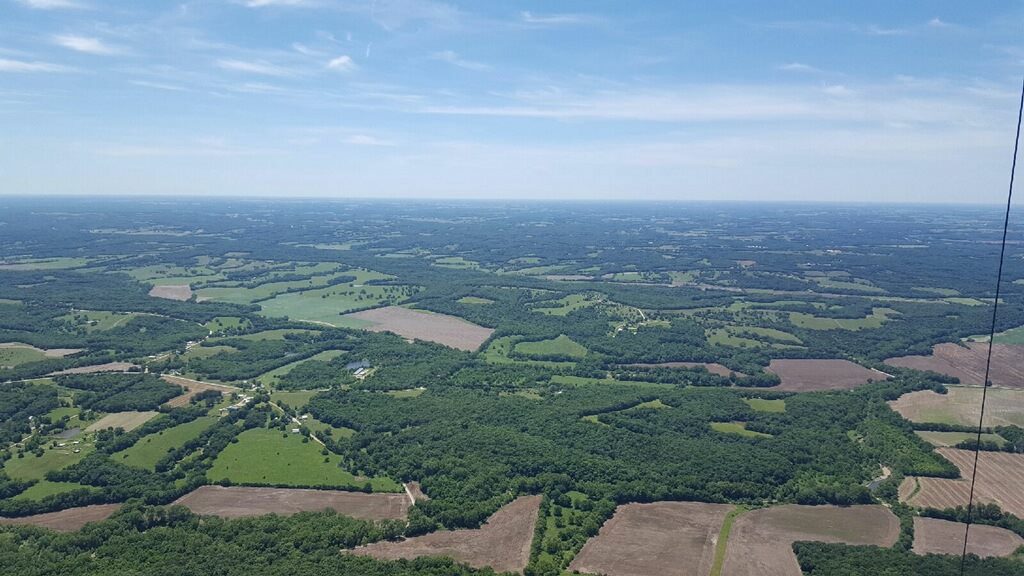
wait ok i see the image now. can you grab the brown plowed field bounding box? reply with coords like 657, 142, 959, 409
913, 517, 1024, 558
884, 343, 1024, 388
50, 362, 140, 375
173, 486, 409, 520
901, 448, 1024, 517
626, 362, 742, 377
350, 495, 541, 574
344, 306, 494, 351
766, 359, 889, 391
148, 284, 193, 301
568, 501, 732, 576
85, 411, 158, 432
888, 386, 1024, 428
161, 375, 239, 408
721, 505, 899, 576
0, 504, 121, 532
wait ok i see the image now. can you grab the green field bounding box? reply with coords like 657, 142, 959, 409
914, 430, 1005, 448
432, 256, 480, 269
550, 374, 674, 389
711, 422, 772, 438
4, 445, 94, 481
204, 316, 253, 333
270, 390, 321, 411
743, 398, 786, 413
788, 307, 897, 330
385, 388, 425, 398
457, 296, 494, 305
483, 336, 576, 368
114, 416, 218, 470
208, 428, 399, 491
0, 345, 47, 367
222, 329, 318, 342
532, 294, 600, 316
257, 349, 346, 386
514, 335, 588, 359
0, 257, 92, 271
57, 310, 139, 332
256, 270, 411, 326
13, 480, 96, 501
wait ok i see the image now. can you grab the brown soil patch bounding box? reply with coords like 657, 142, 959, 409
569, 501, 732, 576
912, 517, 1023, 558
173, 486, 409, 521
50, 361, 139, 375
84, 411, 158, 432
884, 343, 1024, 388
0, 504, 121, 532
888, 386, 1024, 428
901, 448, 1024, 517
148, 284, 193, 301
404, 481, 429, 503
626, 362, 743, 378
351, 495, 541, 574
767, 359, 888, 391
344, 306, 494, 352
161, 375, 239, 408
722, 505, 899, 576
0, 342, 82, 357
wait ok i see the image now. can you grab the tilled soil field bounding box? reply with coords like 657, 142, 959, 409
912, 517, 1023, 558
343, 306, 494, 351
568, 501, 732, 576
173, 486, 409, 520
888, 385, 1024, 428
901, 448, 1024, 517
350, 495, 541, 574
0, 504, 121, 532
148, 284, 193, 301
884, 343, 1024, 388
766, 359, 888, 391
161, 375, 238, 408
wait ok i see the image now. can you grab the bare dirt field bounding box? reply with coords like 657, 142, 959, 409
161, 375, 239, 408
148, 284, 193, 301
404, 481, 429, 503
626, 362, 742, 378
901, 448, 1024, 517
0, 342, 82, 357
50, 361, 140, 375
173, 486, 409, 521
766, 359, 889, 391
912, 517, 1023, 558
885, 343, 1024, 388
350, 495, 541, 574
888, 385, 1024, 428
721, 505, 899, 576
344, 306, 494, 352
568, 501, 732, 576
0, 504, 121, 532
85, 411, 159, 432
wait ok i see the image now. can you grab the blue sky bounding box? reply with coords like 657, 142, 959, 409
2, 0, 1023, 202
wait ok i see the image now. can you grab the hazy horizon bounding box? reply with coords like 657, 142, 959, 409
3, 1, 1023, 203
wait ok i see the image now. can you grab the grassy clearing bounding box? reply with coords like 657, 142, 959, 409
270, 390, 321, 411
809, 277, 885, 293
914, 431, 1005, 448
114, 416, 218, 470
223, 329, 318, 342
483, 336, 576, 368
4, 445, 94, 481
257, 349, 346, 387
181, 345, 238, 361
0, 257, 92, 271
208, 428, 399, 491
551, 375, 674, 389
532, 294, 600, 316
743, 398, 786, 413
385, 388, 425, 398
710, 422, 772, 439
628, 399, 669, 410
432, 256, 479, 269
457, 296, 494, 305
968, 324, 1024, 345
789, 307, 897, 330
203, 316, 252, 333
514, 335, 588, 359
257, 274, 412, 326
944, 297, 987, 306
13, 480, 96, 501
0, 346, 47, 368
710, 506, 747, 576
58, 310, 139, 332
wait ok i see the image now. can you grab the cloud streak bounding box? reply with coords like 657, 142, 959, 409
53, 34, 122, 55
0, 57, 70, 72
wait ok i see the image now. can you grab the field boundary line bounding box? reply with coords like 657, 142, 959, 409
709, 505, 746, 576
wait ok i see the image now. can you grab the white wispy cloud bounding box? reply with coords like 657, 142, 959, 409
430, 50, 488, 71
240, 0, 309, 7
216, 59, 293, 76
53, 34, 122, 55
778, 62, 821, 73
0, 57, 69, 72
520, 11, 594, 26
16, 0, 84, 9
326, 54, 356, 71
344, 134, 395, 146
130, 80, 187, 92
292, 43, 324, 57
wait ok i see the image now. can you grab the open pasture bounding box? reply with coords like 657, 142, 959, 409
4, 444, 94, 481
884, 342, 1024, 388
0, 504, 121, 532
351, 495, 540, 574
888, 385, 1024, 428
721, 505, 899, 576
344, 306, 494, 351
147, 284, 192, 301
513, 334, 587, 359
912, 517, 1023, 558
114, 416, 218, 469
162, 375, 238, 408
50, 361, 139, 375
13, 480, 95, 501
900, 448, 1024, 517
788, 307, 896, 330
85, 411, 158, 432
173, 485, 408, 520
0, 342, 80, 367
626, 361, 741, 377
568, 501, 732, 576
915, 430, 1005, 448
766, 359, 888, 391
207, 427, 399, 491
